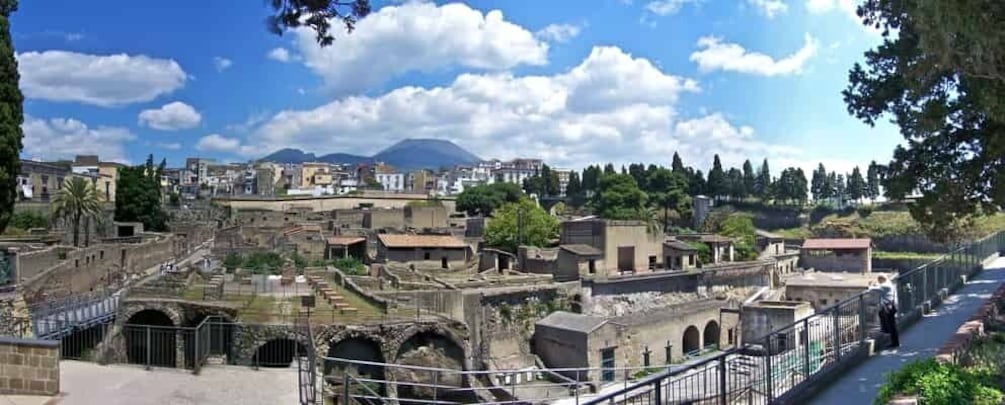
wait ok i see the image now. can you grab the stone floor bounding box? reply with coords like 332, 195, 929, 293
811, 257, 1005, 405
52, 361, 298, 405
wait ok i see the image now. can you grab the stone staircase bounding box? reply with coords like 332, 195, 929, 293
307, 276, 359, 315
203, 274, 225, 301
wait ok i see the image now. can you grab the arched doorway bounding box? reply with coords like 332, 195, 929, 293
124, 309, 176, 367
703, 320, 720, 350
252, 338, 306, 368
682, 325, 700, 356
327, 337, 387, 397
394, 331, 469, 404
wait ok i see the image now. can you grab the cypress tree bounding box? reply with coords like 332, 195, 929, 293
0, 0, 23, 234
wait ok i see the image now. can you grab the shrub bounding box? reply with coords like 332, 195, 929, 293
333, 257, 367, 275
874, 359, 1004, 405
858, 205, 874, 218
9, 210, 49, 230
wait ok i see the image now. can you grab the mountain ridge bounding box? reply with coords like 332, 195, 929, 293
259, 138, 483, 171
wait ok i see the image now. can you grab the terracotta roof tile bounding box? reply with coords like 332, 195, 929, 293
327, 236, 366, 245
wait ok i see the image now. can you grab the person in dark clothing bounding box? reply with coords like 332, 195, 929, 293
869, 275, 899, 348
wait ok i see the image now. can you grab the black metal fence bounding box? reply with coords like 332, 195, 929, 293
584, 230, 1005, 404
297, 315, 320, 405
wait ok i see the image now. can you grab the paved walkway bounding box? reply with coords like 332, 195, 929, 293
54, 360, 298, 405
812, 257, 1005, 404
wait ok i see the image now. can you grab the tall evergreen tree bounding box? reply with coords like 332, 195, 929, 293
581, 165, 601, 195
755, 159, 771, 200
689, 169, 706, 196
726, 168, 744, 200
847, 166, 867, 203
811, 163, 827, 201
0, 0, 23, 235
706, 155, 726, 201
565, 171, 583, 204
866, 161, 881, 202
834, 173, 846, 206
741, 160, 755, 198
671, 152, 685, 173
603, 163, 616, 175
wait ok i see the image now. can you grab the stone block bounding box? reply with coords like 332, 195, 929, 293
9, 378, 23, 390
29, 380, 45, 393
8, 353, 23, 365
41, 356, 56, 368
45, 381, 58, 394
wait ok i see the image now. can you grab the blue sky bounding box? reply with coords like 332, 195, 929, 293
13, 0, 900, 176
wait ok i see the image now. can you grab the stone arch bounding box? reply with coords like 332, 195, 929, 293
234, 324, 309, 366
703, 320, 720, 349
252, 338, 307, 368
120, 303, 183, 328
326, 335, 387, 396
393, 329, 470, 403
682, 325, 701, 356
123, 309, 178, 368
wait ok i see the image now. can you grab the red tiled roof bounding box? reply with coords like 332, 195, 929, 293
327, 236, 366, 245
378, 234, 467, 249
801, 238, 872, 250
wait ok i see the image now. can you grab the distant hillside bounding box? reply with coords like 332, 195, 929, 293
259, 148, 317, 164
372, 139, 482, 172
259, 138, 482, 171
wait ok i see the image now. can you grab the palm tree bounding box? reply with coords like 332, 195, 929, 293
52, 177, 102, 247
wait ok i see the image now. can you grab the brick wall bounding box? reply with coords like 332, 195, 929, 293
934, 284, 1005, 364
0, 337, 60, 396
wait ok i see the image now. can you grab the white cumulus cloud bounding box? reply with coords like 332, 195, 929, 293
645, 0, 702, 16
292, 1, 548, 95
535, 23, 583, 43
196, 134, 256, 156
138, 101, 203, 131
749, 0, 788, 18
213, 57, 233, 72
690, 34, 819, 76
22, 115, 136, 163
267, 48, 292, 63
240, 44, 819, 172
17, 51, 187, 107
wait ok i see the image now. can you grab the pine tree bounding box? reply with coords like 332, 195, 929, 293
706, 155, 726, 201
741, 160, 755, 199
811, 163, 827, 201
866, 161, 881, 202
848, 166, 867, 203
671, 152, 685, 173
834, 173, 846, 207
0, 0, 23, 235
755, 159, 771, 200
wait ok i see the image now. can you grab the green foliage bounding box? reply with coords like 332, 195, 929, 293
168, 192, 180, 207
223, 253, 243, 271
591, 173, 649, 220
687, 241, 712, 266
718, 214, 759, 261
333, 257, 367, 275
290, 251, 309, 270
456, 182, 524, 216
115, 155, 168, 232
9, 210, 48, 230
484, 198, 559, 252
52, 177, 102, 247
0, 2, 23, 235
266, 0, 371, 47
858, 205, 874, 218
874, 358, 1003, 405
846, 0, 1005, 243
242, 252, 285, 275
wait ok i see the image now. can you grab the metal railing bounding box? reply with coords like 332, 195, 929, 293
298, 314, 320, 405
584, 230, 1005, 405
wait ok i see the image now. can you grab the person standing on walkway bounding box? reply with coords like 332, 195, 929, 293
869, 275, 900, 348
